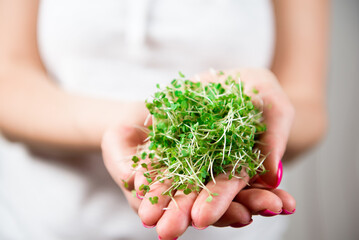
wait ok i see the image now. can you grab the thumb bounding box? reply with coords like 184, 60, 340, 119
102, 126, 146, 190
254, 97, 295, 188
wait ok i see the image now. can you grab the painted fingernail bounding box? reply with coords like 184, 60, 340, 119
274, 160, 283, 188
158, 237, 178, 240
256, 160, 283, 189
258, 209, 281, 217
230, 219, 253, 228
136, 192, 144, 200
281, 208, 296, 215
192, 222, 208, 230
142, 222, 156, 228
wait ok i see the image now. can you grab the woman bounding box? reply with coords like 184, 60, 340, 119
0, 0, 327, 239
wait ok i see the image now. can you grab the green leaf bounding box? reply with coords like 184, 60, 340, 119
149, 142, 157, 150
149, 196, 159, 205
179, 71, 185, 78
132, 163, 138, 168
132, 156, 139, 163
122, 180, 129, 189
175, 90, 183, 97
181, 101, 188, 109
181, 149, 189, 157
183, 188, 192, 195
141, 163, 148, 170
206, 195, 213, 202
157, 122, 167, 131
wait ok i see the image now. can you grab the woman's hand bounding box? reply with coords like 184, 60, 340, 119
102, 68, 296, 239
102, 124, 296, 240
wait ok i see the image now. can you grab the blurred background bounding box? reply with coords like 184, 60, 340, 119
284, 1, 359, 239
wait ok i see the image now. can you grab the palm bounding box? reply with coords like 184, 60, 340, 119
102, 69, 296, 240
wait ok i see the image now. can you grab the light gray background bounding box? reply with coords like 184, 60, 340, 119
284, 1, 359, 240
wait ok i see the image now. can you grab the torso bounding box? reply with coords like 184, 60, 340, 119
0, 1, 285, 239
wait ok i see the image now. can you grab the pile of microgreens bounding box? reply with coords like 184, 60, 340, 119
129, 71, 266, 204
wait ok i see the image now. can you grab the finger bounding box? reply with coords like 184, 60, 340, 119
212, 201, 252, 228
134, 167, 149, 198
234, 188, 283, 216
102, 126, 141, 190
122, 187, 142, 213
156, 191, 197, 240
134, 154, 154, 198
191, 173, 249, 228
241, 69, 295, 188
137, 180, 173, 227
255, 94, 293, 188
271, 189, 296, 214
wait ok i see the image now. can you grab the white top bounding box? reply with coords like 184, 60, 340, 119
0, 0, 287, 239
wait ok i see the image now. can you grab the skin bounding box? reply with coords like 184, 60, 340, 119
271, 0, 329, 160
0, 0, 327, 239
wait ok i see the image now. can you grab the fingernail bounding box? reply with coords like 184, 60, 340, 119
274, 160, 283, 188
142, 222, 156, 228
136, 192, 144, 200
158, 237, 178, 240
255, 160, 283, 189
258, 209, 281, 217
192, 222, 208, 230
230, 219, 253, 228
281, 208, 296, 215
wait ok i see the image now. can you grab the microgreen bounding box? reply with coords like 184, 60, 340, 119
132, 72, 266, 203
149, 196, 159, 205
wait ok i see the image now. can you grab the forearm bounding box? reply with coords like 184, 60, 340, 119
271, 0, 329, 160
0, 0, 144, 153
0, 64, 147, 153
272, 56, 328, 161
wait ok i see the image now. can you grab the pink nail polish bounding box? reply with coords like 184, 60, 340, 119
158, 237, 178, 240
230, 219, 253, 228
255, 160, 283, 189
142, 222, 156, 228
258, 209, 281, 217
281, 208, 296, 215
136, 192, 144, 200
192, 222, 208, 230
273, 160, 283, 188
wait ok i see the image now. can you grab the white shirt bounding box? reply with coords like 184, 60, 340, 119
0, 1, 287, 239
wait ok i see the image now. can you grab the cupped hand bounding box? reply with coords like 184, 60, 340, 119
102, 126, 295, 239
102, 68, 296, 239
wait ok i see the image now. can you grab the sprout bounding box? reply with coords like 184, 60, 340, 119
132, 72, 266, 203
